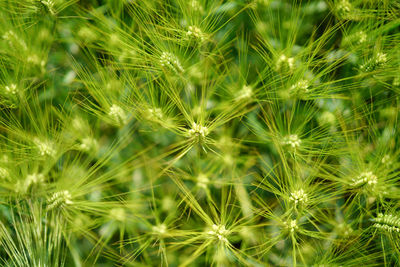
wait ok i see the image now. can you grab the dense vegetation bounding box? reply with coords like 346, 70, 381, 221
0, 0, 399, 266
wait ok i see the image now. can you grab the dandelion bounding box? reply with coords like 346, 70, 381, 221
47, 190, 73, 210
159, 52, 184, 73
207, 224, 229, 243
108, 104, 128, 126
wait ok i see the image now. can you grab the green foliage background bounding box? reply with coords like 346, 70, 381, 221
0, 0, 400, 266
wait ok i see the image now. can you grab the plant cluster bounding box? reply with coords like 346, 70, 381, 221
0, 0, 399, 266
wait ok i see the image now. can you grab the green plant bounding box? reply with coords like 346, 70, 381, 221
0, 0, 399, 266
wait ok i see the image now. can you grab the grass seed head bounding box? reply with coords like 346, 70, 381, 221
47, 190, 73, 210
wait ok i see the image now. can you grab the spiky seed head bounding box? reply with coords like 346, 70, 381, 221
357, 31, 367, 44
187, 26, 204, 42
4, 84, 17, 94
18, 173, 45, 193
360, 53, 387, 72
152, 224, 167, 235
26, 173, 45, 185
197, 173, 209, 189
147, 107, 164, 121
34, 138, 56, 157
188, 122, 209, 138
236, 85, 253, 101
78, 26, 97, 43
208, 224, 229, 243
47, 190, 73, 210
276, 54, 295, 72
336, 0, 352, 14
161, 196, 175, 212
41, 0, 55, 15
190, 0, 204, 13
382, 155, 392, 166
289, 189, 308, 205
375, 53, 387, 64
318, 111, 336, 125
108, 104, 128, 126
284, 219, 298, 233
351, 171, 377, 187
337, 223, 353, 236
71, 117, 86, 132
282, 134, 302, 149
159, 52, 184, 73
27, 54, 46, 68
373, 213, 400, 233
3, 30, 27, 50
110, 208, 126, 222
289, 79, 310, 99
78, 137, 98, 152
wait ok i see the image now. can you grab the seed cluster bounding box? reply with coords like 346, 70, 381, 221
351, 171, 378, 187
282, 134, 302, 149
289, 189, 308, 205
34, 138, 56, 157
159, 52, 184, 73
188, 122, 209, 138
47, 190, 73, 210
208, 224, 229, 243
284, 219, 298, 233
108, 104, 127, 125
373, 214, 400, 233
